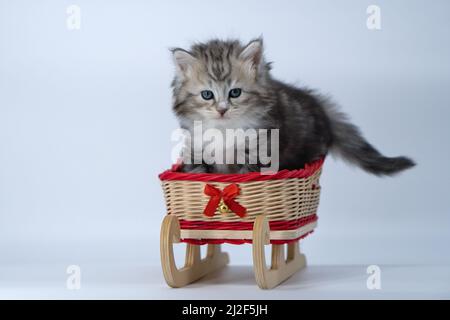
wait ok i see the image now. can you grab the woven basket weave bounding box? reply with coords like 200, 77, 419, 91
159, 159, 324, 244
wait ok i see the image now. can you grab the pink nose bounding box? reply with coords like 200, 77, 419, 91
218, 109, 227, 116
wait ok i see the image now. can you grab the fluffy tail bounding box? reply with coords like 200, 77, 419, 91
323, 102, 415, 176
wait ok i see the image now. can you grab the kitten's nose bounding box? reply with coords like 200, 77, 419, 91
216, 101, 229, 116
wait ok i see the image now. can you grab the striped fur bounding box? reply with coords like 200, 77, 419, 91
170, 38, 415, 175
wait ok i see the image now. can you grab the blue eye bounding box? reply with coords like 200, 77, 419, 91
229, 88, 242, 98
201, 90, 214, 100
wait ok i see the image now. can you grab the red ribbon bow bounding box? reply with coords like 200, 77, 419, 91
203, 183, 247, 218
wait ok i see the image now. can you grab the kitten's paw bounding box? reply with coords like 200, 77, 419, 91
189, 166, 208, 173
238, 166, 253, 174
180, 164, 208, 173
238, 164, 260, 173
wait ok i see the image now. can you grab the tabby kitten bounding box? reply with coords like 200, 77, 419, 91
171, 38, 415, 175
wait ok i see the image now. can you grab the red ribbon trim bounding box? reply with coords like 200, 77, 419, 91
180, 214, 318, 231
159, 158, 325, 182
180, 230, 315, 245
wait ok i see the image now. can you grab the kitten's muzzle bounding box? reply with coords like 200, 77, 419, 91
217, 109, 228, 116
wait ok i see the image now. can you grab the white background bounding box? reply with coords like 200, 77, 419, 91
1, 0, 449, 299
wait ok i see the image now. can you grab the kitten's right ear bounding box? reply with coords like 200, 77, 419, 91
240, 38, 263, 65
239, 38, 265, 79
171, 48, 196, 78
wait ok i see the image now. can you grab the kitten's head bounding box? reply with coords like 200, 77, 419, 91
171, 38, 272, 128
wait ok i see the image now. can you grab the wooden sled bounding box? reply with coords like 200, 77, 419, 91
252, 215, 306, 289
160, 215, 230, 288
159, 158, 323, 289
160, 214, 306, 289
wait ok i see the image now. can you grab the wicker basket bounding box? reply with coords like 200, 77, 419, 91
159, 158, 323, 245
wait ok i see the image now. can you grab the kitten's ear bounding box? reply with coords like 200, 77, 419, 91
239, 38, 264, 76
171, 48, 197, 78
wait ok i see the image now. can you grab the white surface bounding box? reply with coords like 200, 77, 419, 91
1, 262, 449, 300
1, 221, 449, 299
1, 232, 449, 299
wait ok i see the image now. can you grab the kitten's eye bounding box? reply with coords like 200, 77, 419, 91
201, 90, 214, 100
229, 88, 242, 98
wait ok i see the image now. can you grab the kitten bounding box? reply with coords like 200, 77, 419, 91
170, 38, 415, 175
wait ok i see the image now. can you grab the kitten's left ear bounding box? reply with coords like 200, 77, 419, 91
239, 38, 265, 76
171, 48, 197, 79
